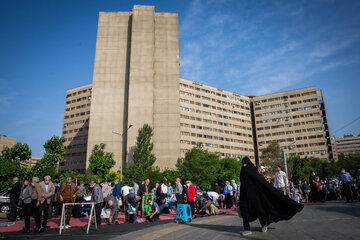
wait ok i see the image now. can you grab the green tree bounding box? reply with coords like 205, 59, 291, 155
124, 165, 146, 184
176, 144, 220, 190
132, 124, 156, 171
330, 153, 360, 177
162, 169, 180, 184
260, 141, 282, 178
28, 136, 66, 179
1, 142, 32, 163
88, 143, 115, 179
217, 157, 242, 186
287, 156, 326, 184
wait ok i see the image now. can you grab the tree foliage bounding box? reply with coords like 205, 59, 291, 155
28, 136, 65, 179
177, 144, 221, 190
217, 157, 242, 185
330, 153, 360, 178
1, 142, 32, 162
260, 141, 282, 177
89, 143, 115, 178
132, 124, 156, 171
287, 156, 325, 184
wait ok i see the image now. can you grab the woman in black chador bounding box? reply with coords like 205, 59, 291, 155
239, 157, 304, 236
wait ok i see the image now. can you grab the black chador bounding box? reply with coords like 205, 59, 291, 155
239, 157, 304, 232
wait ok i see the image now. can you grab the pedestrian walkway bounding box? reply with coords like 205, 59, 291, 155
0, 207, 236, 233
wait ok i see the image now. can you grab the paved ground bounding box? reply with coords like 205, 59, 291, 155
117, 201, 360, 240
1, 201, 359, 240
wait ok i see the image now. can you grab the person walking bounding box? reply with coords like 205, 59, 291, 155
38, 176, 55, 231
7, 177, 21, 222
273, 165, 289, 195
30, 177, 42, 232
55, 177, 79, 229
19, 180, 32, 233
239, 157, 303, 236
339, 168, 354, 202
90, 181, 103, 226
174, 178, 183, 205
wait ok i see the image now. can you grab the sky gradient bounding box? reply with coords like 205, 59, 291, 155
0, 0, 359, 157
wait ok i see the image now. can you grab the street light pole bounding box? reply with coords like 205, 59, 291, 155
282, 140, 296, 197
282, 149, 289, 196
112, 124, 133, 181
68, 159, 71, 177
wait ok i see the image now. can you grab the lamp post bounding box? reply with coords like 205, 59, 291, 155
68, 159, 71, 177
282, 140, 296, 197
112, 124, 133, 181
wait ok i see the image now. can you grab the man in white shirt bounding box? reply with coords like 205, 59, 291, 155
160, 181, 168, 199
206, 191, 219, 204
121, 182, 131, 197
231, 180, 238, 206
273, 165, 288, 195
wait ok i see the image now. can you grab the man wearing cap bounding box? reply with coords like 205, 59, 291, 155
55, 177, 79, 229
258, 166, 270, 183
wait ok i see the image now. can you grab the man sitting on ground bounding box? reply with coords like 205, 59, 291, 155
145, 198, 159, 222
199, 197, 220, 216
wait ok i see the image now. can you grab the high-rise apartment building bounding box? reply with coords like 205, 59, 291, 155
0, 135, 16, 151
333, 134, 360, 155
179, 78, 255, 160
61, 5, 334, 172
252, 87, 333, 161
60, 83, 92, 171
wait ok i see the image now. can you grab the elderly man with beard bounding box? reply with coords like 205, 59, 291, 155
55, 177, 79, 229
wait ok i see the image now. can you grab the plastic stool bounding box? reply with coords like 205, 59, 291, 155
175, 204, 192, 223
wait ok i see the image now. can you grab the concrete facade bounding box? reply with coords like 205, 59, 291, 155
60, 83, 92, 171
0, 135, 16, 151
61, 5, 335, 172
333, 134, 360, 156
252, 87, 333, 161
86, 5, 180, 171
179, 78, 254, 160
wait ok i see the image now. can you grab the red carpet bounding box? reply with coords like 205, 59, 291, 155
0, 207, 236, 233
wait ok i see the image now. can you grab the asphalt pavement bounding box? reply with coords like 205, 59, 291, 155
1, 200, 359, 240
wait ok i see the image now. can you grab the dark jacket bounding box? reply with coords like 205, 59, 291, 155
9, 182, 21, 199
139, 183, 151, 196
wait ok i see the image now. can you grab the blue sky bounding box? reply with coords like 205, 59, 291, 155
0, 0, 359, 157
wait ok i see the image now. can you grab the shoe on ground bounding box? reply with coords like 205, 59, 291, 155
44, 226, 51, 231
65, 225, 71, 229
241, 230, 252, 236
261, 226, 268, 233
38, 227, 44, 233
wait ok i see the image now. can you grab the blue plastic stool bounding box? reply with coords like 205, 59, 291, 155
175, 204, 192, 223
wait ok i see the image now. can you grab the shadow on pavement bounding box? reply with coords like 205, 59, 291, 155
315, 202, 360, 218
